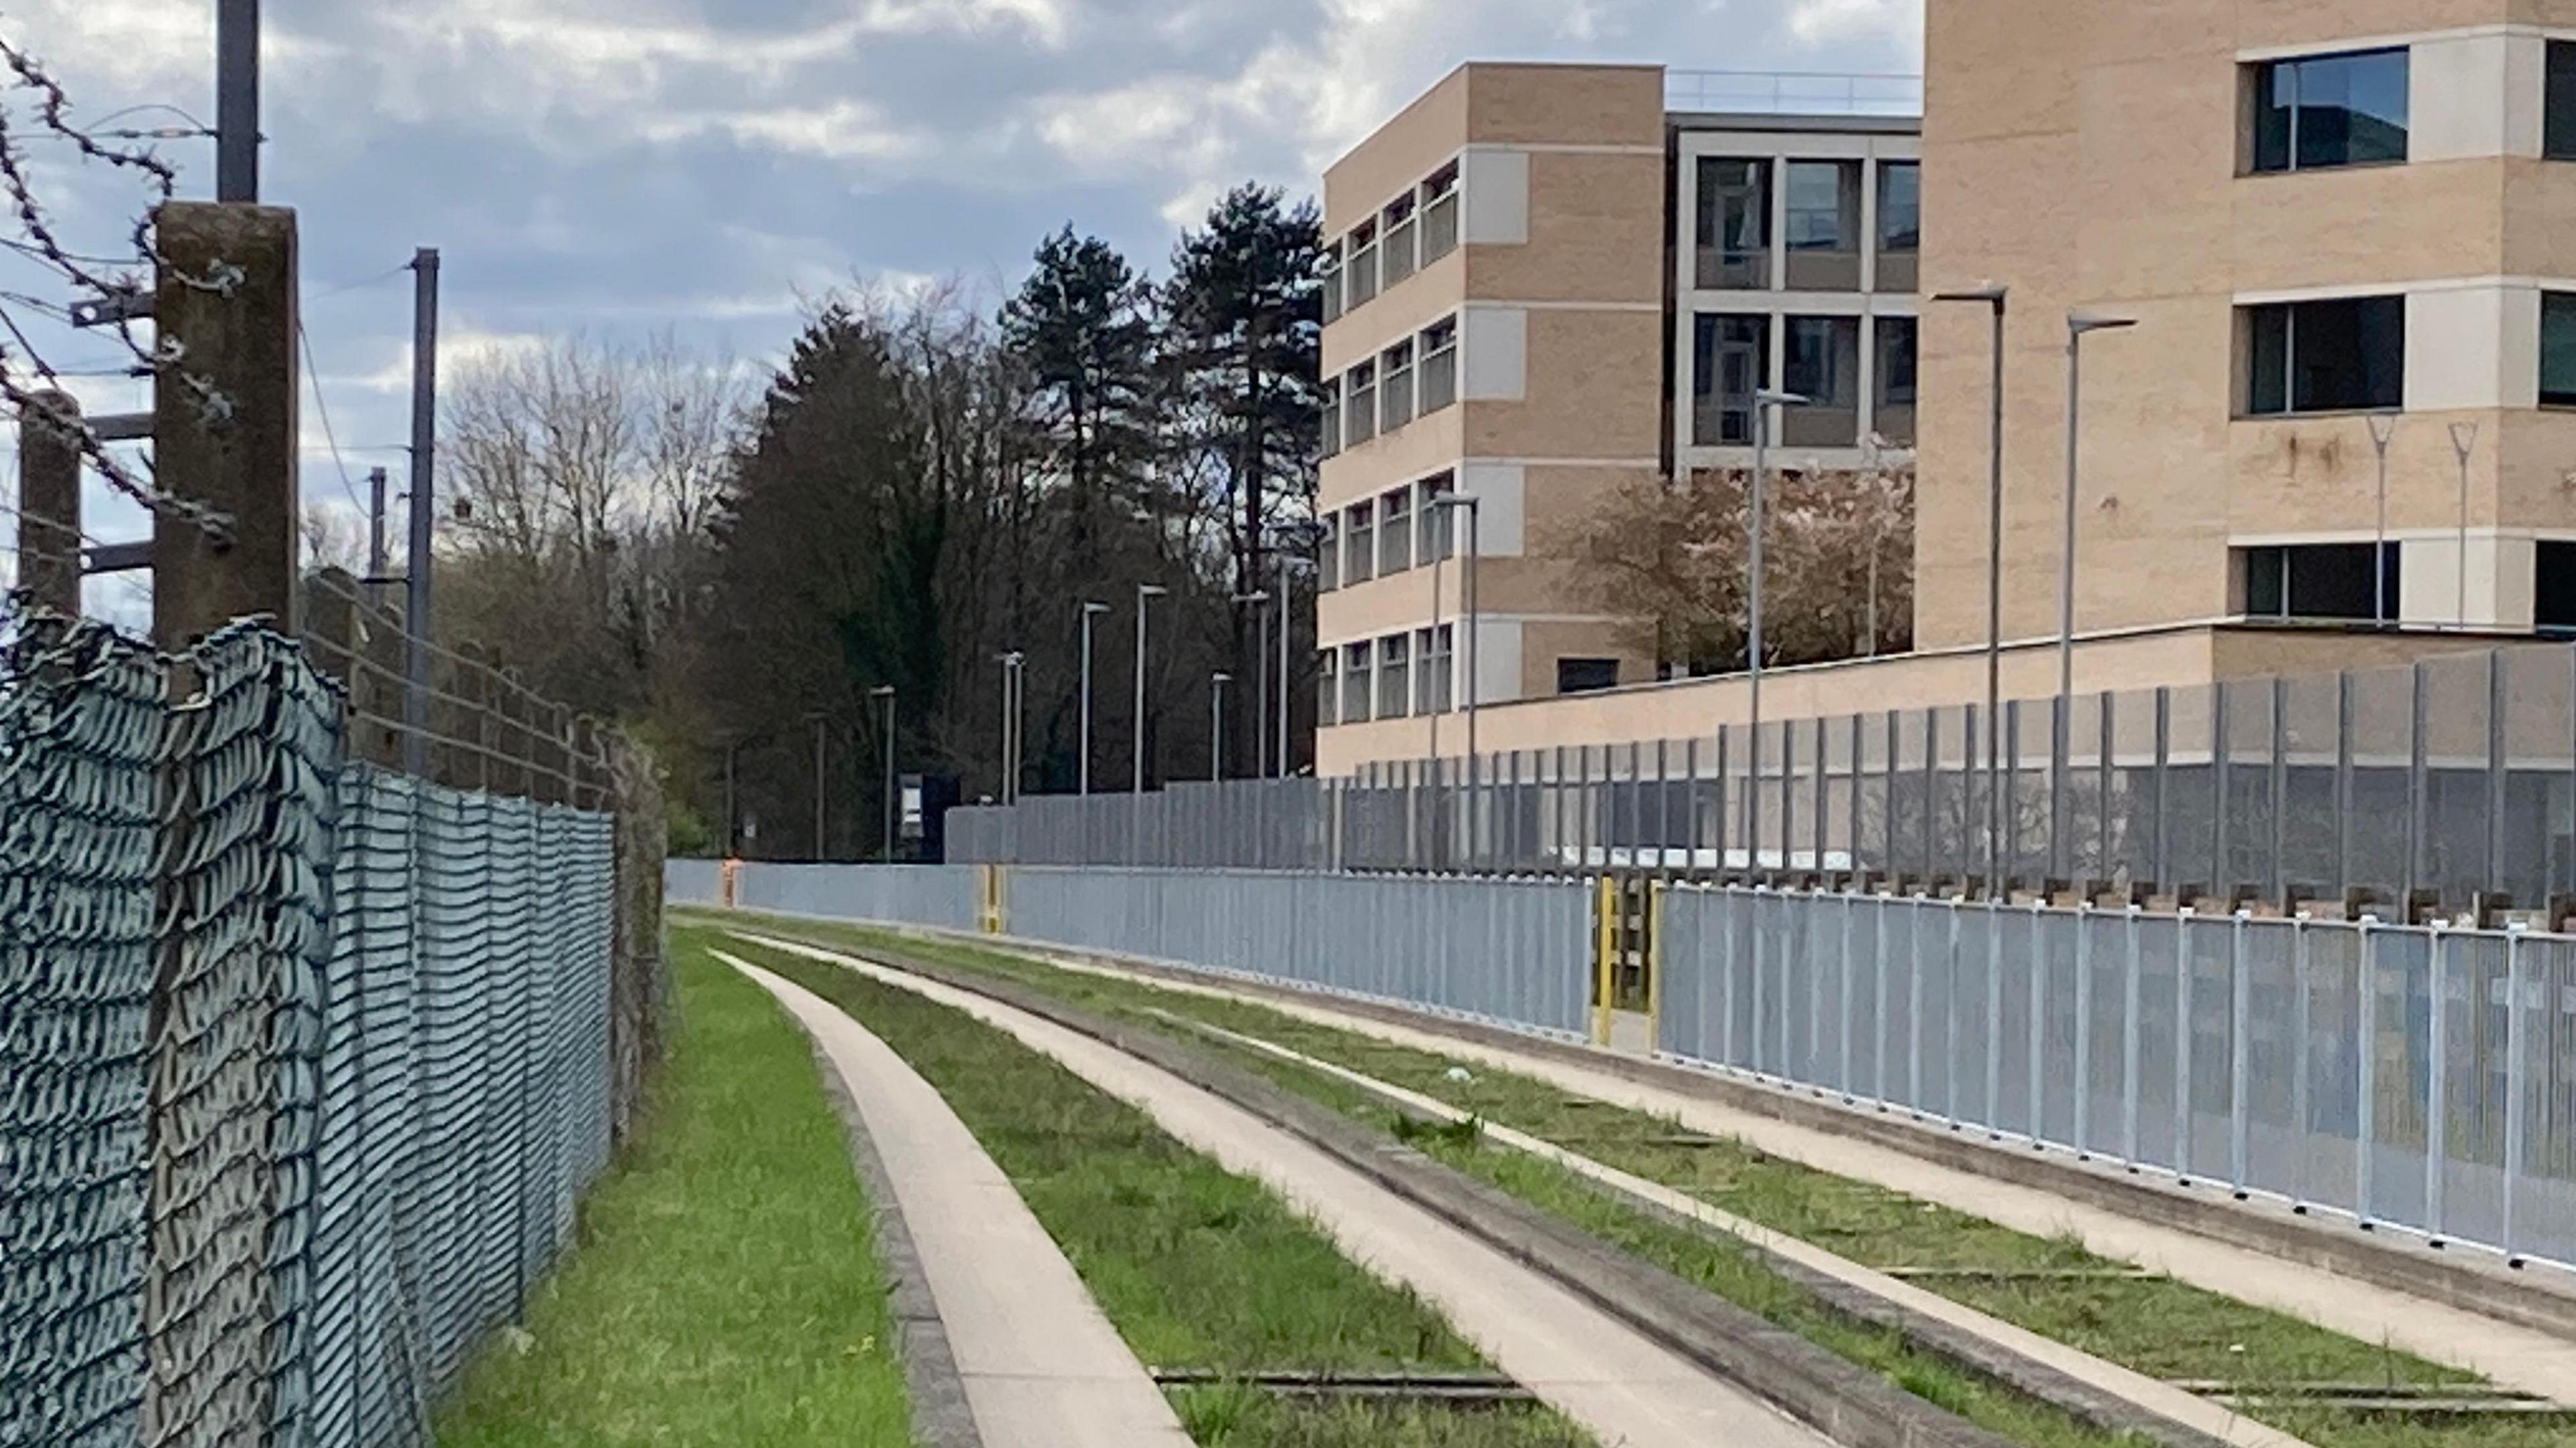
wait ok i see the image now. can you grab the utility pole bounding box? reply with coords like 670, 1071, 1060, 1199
1079, 601, 1109, 794
873, 686, 898, 861
1135, 584, 1167, 793
811, 714, 828, 861
216, 0, 259, 202
1212, 673, 1232, 781
16, 390, 81, 615
1277, 559, 1293, 777
366, 464, 389, 600
404, 247, 440, 777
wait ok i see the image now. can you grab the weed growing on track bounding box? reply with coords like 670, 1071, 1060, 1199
433, 934, 912, 1447
722, 936, 1595, 1448
710, 915, 2576, 1448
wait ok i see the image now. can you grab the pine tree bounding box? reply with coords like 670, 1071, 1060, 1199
1000, 226, 1159, 548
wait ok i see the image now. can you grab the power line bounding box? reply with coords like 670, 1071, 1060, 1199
306, 264, 411, 306
298, 319, 368, 521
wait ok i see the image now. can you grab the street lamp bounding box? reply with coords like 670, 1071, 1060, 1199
1429, 493, 1484, 866
1134, 583, 1167, 793
2058, 313, 2137, 881
2366, 413, 2399, 627
996, 651, 1026, 803
1934, 282, 2010, 891
1748, 387, 1808, 869
1232, 590, 1273, 777
1211, 672, 1233, 781
1079, 601, 1110, 794
870, 685, 896, 860
2451, 421, 2480, 628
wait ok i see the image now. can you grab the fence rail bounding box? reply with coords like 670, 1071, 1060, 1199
949, 641, 2576, 926
676, 860, 2576, 1274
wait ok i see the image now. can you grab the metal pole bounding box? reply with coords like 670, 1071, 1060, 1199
404, 248, 440, 779
216, 0, 259, 203
366, 466, 389, 588
2368, 414, 2397, 626
1212, 673, 1230, 781
1985, 298, 2007, 891
15, 390, 80, 616
1136, 584, 1166, 793
874, 687, 896, 860
2451, 422, 2479, 628
1464, 503, 1482, 767
1277, 562, 1293, 777
724, 741, 739, 856
1254, 607, 1270, 776
1080, 601, 1107, 794
812, 714, 826, 861
1750, 401, 1770, 856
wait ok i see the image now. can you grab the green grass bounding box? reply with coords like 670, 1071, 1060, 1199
432, 937, 912, 1447
700, 913, 2576, 1448
713, 931, 1592, 1448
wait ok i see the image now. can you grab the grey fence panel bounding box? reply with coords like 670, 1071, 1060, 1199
730, 863, 982, 933
664, 858, 723, 906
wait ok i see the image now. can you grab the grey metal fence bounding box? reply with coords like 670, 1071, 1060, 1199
734, 862, 983, 932
947, 642, 2576, 923
3, 614, 621, 1447
1656, 887, 2576, 1273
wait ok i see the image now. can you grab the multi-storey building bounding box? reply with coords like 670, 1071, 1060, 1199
1312, 64, 1921, 753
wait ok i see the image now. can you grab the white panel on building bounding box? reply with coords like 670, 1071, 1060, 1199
1471, 619, 1523, 708
2410, 34, 2518, 160
2405, 284, 2522, 412
1458, 462, 1527, 557
2399, 533, 2531, 630
1461, 149, 1530, 245
1461, 306, 1528, 401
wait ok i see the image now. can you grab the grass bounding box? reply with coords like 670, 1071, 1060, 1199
712, 930, 1593, 1448
432, 936, 912, 1447
701, 912, 2576, 1448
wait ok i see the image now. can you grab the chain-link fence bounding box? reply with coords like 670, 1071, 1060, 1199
3, 610, 635, 1448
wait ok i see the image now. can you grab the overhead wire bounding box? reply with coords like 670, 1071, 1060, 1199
299, 319, 369, 522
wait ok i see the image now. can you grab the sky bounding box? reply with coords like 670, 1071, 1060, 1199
0, 0, 1920, 615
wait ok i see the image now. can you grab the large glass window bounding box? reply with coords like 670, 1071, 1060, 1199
1418, 317, 1458, 414
1320, 239, 1343, 325
1873, 315, 1918, 445
2550, 43, 2576, 160
1875, 161, 1919, 293
1382, 194, 1418, 289
1378, 633, 1411, 720
1344, 500, 1375, 583
1345, 359, 1377, 445
2242, 543, 2396, 622
1316, 513, 1339, 592
1784, 160, 1862, 290
1318, 649, 1339, 726
1783, 315, 1862, 447
1556, 658, 1619, 695
1380, 486, 1413, 575
1379, 341, 1415, 433
2249, 49, 2408, 173
1695, 158, 1771, 290
1346, 220, 1379, 308
2242, 296, 2404, 415
1421, 163, 1461, 263
2544, 293, 2576, 407
1419, 625, 1454, 714
1421, 471, 1455, 562
1319, 374, 1341, 457
1342, 642, 1373, 724
2538, 542, 2576, 633
1693, 313, 1770, 445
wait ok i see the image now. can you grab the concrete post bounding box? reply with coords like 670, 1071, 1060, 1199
303, 566, 361, 693
356, 590, 407, 768
151, 201, 299, 649
15, 388, 83, 615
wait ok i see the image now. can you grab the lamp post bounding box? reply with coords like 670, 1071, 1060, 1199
1429, 493, 1483, 867
2367, 413, 2399, 627
1135, 583, 1167, 793
1934, 283, 2010, 891
1232, 590, 1272, 777
1079, 601, 1110, 793
1275, 561, 1293, 777
871, 685, 897, 860
2059, 313, 2136, 881
1748, 388, 1809, 869
2451, 422, 2480, 628
1211, 673, 1232, 781
996, 651, 1026, 803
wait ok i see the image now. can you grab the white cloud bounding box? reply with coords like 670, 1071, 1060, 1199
640, 100, 926, 162
1785, 0, 1920, 52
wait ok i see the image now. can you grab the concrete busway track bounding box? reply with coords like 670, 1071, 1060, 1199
727, 929, 2015, 1448
900, 922, 2576, 1412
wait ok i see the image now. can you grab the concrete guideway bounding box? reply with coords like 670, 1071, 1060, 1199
716, 951, 1194, 1448
740, 932, 1839, 1448
1014, 944, 2576, 1410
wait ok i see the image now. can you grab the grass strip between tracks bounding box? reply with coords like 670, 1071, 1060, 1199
715, 913, 2576, 1448
712, 928, 1597, 1448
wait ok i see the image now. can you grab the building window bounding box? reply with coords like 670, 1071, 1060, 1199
2242, 543, 2397, 622
1874, 316, 1918, 445
1383, 193, 1419, 289
1875, 161, 1919, 293
1345, 359, 1377, 445
1421, 163, 1460, 263
2242, 296, 2404, 416
1418, 317, 1458, 414
2544, 294, 2576, 407
1342, 642, 1373, 724
1783, 315, 1862, 447
1557, 657, 1620, 695
1318, 649, 1339, 726
1693, 313, 1770, 445
1784, 160, 1862, 290
2538, 542, 2576, 633
1421, 471, 1455, 561
1344, 500, 1375, 583
1320, 374, 1341, 457
1316, 514, 1339, 592
2550, 43, 2576, 160
2249, 49, 2408, 174
1695, 158, 1770, 290
1381, 486, 1413, 575
1347, 220, 1379, 309
1419, 625, 1454, 714
1380, 340, 1415, 433
1378, 633, 1411, 720
1320, 239, 1344, 325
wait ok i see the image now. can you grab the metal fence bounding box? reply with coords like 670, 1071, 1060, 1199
951, 643, 2576, 924
3, 613, 624, 1447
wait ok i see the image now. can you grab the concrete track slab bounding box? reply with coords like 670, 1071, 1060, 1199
719, 953, 1193, 1448
1014, 947, 2576, 1408
743, 933, 1837, 1448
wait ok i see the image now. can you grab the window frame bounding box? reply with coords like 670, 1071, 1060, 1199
2543, 292, 2576, 408
2245, 47, 2411, 175
1316, 512, 1340, 592
1320, 372, 1342, 457
1342, 641, 1374, 724
1345, 359, 1378, 446
1320, 238, 1344, 325
1782, 314, 1862, 448
1344, 499, 1375, 583
1382, 193, 1419, 289
1377, 632, 1411, 721
1380, 485, 1414, 575
1872, 315, 1919, 446
1317, 649, 1340, 726
2239, 541, 2396, 622
2549, 41, 2576, 160
1346, 219, 1380, 309
1379, 339, 1416, 433
1420, 471, 1456, 563
2239, 294, 2406, 418
1693, 311, 1772, 447
1420, 162, 1461, 264
1418, 317, 1459, 414
1696, 156, 1773, 290
1783, 160, 1862, 291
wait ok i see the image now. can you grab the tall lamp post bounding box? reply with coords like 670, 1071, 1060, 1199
996, 651, 1026, 803
1934, 282, 2010, 891
2450, 422, 2480, 628
1134, 584, 1167, 793
1428, 493, 1483, 865
1232, 590, 1273, 777
2058, 313, 2137, 880
1211, 673, 1232, 781
871, 685, 897, 860
2367, 413, 2399, 627
1747, 388, 1809, 869
1079, 601, 1110, 793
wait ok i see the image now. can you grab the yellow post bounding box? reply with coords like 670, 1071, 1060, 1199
979, 865, 1008, 934
1593, 875, 1616, 1046
720, 858, 741, 909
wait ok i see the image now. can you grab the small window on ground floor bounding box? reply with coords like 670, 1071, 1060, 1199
2241, 296, 2404, 416
2242, 542, 2397, 622
2538, 542, 2576, 633
2544, 293, 2576, 408
1556, 657, 1620, 695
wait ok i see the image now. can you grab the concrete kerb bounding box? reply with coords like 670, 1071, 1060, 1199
879, 916, 2576, 1348
732, 927, 2024, 1448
